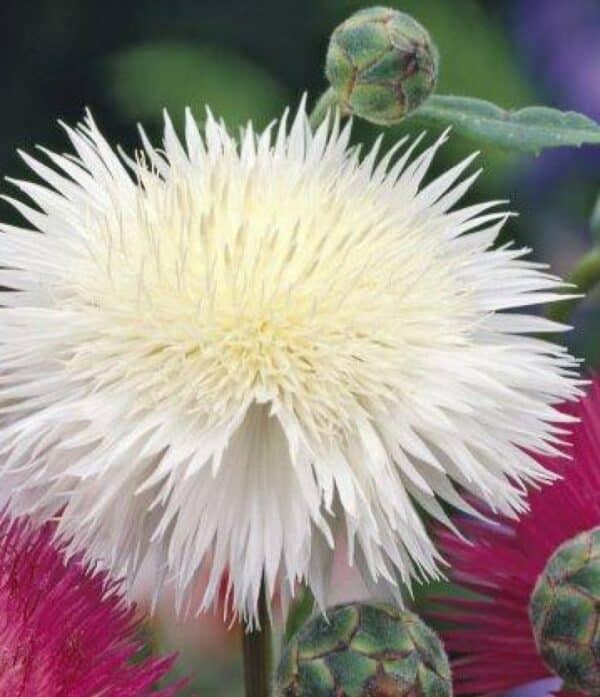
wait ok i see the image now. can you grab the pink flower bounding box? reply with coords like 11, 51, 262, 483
0, 513, 184, 696
434, 379, 600, 697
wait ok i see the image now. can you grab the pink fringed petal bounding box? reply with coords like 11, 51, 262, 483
0, 513, 185, 696
435, 379, 600, 696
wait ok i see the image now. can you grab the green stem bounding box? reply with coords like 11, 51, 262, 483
591, 192, 600, 242
309, 87, 345, 131
546, 248, 600, 325
242, 584, 272, 697
284, 585, 315, 643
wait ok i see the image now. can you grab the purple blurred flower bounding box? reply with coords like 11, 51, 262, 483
511, 0, 600, 248
516, 0, 600, 119
505, 677, 562, 697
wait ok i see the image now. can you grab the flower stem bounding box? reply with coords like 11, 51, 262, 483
242, 584, 272, 697
284, 585, 314, 643
309, 88, 345, 130
590, 192, 600, 242
546, 248, 600, 325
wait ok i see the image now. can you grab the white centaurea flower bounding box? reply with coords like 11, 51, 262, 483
0, 101, 581, 624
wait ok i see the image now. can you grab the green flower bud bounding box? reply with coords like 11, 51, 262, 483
325, 6, 439, 126
530, 527, 600, 695
276, 603, 452, 697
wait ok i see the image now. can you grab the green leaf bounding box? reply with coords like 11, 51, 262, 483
407, 95, 600, 154
105, 42, 289, 130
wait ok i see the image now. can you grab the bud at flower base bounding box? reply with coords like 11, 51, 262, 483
276, 603, 452, 697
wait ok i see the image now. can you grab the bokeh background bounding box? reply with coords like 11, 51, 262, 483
1, 0, 599, 693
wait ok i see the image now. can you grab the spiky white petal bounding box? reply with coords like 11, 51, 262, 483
0, 102, 581, 624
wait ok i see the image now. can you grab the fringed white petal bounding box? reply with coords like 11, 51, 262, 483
0, 102, 582, 624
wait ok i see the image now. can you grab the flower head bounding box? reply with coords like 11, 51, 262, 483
0, 513, 182, 696
433, 379, 600, 696
0, 101, 581, 624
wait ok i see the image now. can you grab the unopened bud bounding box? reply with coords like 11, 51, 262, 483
530, 527, 600, 695
276, 603, 452, 696
325, 6, 439, 125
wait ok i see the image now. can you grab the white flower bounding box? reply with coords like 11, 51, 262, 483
0, 101, 581, 624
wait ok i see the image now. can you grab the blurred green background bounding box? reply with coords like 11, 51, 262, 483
1, 0, 599, 693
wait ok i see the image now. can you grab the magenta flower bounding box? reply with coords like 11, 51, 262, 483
0, 513, 184, 696
435, 379, 600, 697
